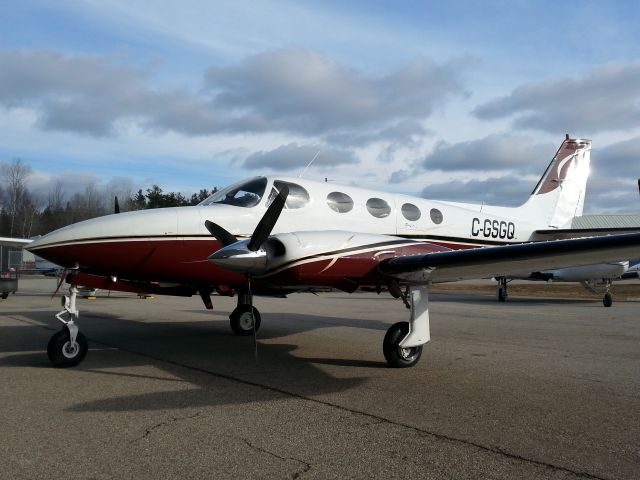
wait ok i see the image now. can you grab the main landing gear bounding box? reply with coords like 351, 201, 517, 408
229, 292, 261, 336
48, 286, 88, 367
496, 277, 508, 302
581, 279, 614, 307
383, 286, 430, 368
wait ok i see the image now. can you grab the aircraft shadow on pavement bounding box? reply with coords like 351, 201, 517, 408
0, 310, 385, 413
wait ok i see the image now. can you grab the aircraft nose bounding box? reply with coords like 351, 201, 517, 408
26, 208, 180, 269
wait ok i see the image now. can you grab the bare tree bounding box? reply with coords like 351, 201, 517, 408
0, 158, 33, 237
48, 181, 66, 211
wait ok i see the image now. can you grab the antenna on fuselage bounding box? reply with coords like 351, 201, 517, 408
298, 150, 321, 178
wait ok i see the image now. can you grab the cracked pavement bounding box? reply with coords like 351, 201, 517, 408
1, 277, 639, 479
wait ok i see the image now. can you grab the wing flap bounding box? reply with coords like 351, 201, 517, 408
379, 233, 640, 284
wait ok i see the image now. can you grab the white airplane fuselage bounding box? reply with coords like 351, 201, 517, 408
28, 137, 594, 291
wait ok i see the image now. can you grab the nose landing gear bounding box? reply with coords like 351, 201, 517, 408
48, 286, 88, 367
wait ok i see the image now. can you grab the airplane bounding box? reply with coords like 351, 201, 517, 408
26, 135, 640, 369
493, 178, 640, 306
494, 261, 628, 307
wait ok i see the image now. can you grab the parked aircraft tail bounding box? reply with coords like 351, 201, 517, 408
518, 135, 591, 229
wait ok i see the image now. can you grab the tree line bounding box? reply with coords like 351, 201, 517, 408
0, 159, 218, 238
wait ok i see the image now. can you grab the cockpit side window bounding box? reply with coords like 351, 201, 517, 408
267, 181, 310, 209
198, 177, 267, 208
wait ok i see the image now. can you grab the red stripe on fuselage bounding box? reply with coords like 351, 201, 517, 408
33, 236, 473, 289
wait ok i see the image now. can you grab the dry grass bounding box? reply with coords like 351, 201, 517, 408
431, 281, 640, 300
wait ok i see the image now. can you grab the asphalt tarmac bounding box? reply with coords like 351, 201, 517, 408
1, 277, 638, 480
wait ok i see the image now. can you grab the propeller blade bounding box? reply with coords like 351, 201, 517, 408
247, 185, 289, 252
204, 220, 238, 246
51, 269, 68, 299
114, 196, 120, 214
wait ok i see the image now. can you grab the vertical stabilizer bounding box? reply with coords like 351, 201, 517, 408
520, 135, 591, 228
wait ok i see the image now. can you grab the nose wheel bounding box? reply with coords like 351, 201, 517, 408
47, 328, 88, 367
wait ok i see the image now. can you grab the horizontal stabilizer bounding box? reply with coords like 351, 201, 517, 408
533, 227, 640, 240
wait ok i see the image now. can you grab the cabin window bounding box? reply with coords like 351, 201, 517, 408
366, 198, 391, 218
198, 177, 267, 208
430, 208, 443, 224
326, 192, 354, 213
401, 203, 421, 221
267, 181, 310, 209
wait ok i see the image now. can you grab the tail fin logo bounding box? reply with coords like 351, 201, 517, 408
533, 139, 590, 195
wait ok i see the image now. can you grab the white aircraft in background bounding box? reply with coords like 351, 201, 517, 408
27, 135, 640, 369
494, 262, 628, 307
494, 177, 640, 307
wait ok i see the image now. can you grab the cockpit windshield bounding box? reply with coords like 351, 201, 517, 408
198, 177, 268, 208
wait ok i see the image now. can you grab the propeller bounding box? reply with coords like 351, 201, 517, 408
247, 185, 289, 251
206, 186, 289, 275
51, 269, 68, 299
204, 220, 237, 246
204, 186, 290, 359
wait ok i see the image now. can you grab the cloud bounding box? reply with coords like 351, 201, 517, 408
421, 134, 555, 172
0, 50, 152, 136
421, 176, 533, 207
474, 62, 640, 134
243, 143, 357, 171
0, 48, 466, 143
583, 175, 639, 213
205, 49, 466, 136
325, 119, 430, 147
593, 136, 640, 178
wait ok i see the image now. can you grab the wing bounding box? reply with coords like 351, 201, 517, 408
379, 232, 640, 284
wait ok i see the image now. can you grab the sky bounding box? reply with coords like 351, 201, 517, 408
1, 0, 639, 212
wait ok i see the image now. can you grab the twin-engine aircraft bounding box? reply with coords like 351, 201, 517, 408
28, 135, 640, 368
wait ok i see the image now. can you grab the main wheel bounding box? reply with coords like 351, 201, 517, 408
383, 321, 423, 368
229, 305, 261, 336
1, 292, 8, 299
497, 287, 507, 302
603, 292, 613, 308
47, 329, 88, 367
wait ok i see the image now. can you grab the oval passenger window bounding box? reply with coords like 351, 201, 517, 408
326, 192, 354, 213
430, 208, 443, 224
267, 181, 310, 209
401, 203, 421, 221
366, 198, 391, 218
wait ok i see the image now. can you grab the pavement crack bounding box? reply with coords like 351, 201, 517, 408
134, 412, 202, 443
239, 438, 311, 479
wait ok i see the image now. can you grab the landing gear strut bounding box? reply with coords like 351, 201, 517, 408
383, 286, 430, 368
496, 277, 508, 302
229, 292, 261, 335
602, 281, 613, 307
48, 286, 88, 367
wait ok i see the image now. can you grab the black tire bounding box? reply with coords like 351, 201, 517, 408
497, 287, 507, 302
1, 292, 8, 299
383, 321, 423, 368
603, 292, 613, 308
47, 329, 88, 367
229, 305, 261, 336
